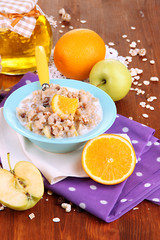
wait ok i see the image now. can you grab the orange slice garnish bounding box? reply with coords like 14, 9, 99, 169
51, 94, 78, 119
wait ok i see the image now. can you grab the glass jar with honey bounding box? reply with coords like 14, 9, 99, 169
0, 2, 53, 75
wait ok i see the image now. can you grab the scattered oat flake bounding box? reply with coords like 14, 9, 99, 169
138, 83, 142, 86
80, 20, 86, 23
136, 89, 145, 95
108, 42, 115, 46
134, 76, 140, 80
129, 117, 133, 120
129, 68, 138, 77
46, 15, 57, 28
126, 56, 132, 62
140, 102, 146, 107
126, 39, 130, 42
145, 104, 154, 110
53, 217, 60, 222
61, 203, 72, 212
29, 213, 35, 220
150, 77, 159, 81
143, 80, 150, 85
133, 207, 139, 210
59, 30, 63, 33
138, 48, 146, 56
129, 49, 138, 56
69, 26, 74, 29
61, 25, 65, 28
0, 206, 4, 211
130, 67, 143, 76
150, 106, 154, 110
133, 81, 138, 85
47, 190, 53, 195
140, 10, 145, 18
125, 60, 129, 65
137, 40, 141, 43
135, 68, 143, 74
131, 26, 136, 30
59, 8, 65, 15
46, 198, 49, 201
147, 96, 157, 102
146, 104, 150, 109
142, 58, 147, 62
122, 34, 127, 38
142, 113, 149, 118
130, 41, 137, 48
62, 13, 71, 22
130, 87, 135, 91
150, 60, 155, 64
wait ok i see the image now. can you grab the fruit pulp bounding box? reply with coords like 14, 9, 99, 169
0, 15, 53, 75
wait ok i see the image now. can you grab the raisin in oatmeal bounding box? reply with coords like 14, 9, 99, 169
16, 84, 102, 138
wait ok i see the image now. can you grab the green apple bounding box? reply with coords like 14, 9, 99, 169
89, 59, 132, 101
0, 153, 44, 211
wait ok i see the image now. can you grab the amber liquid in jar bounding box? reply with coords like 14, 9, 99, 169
0, 15, 53, 75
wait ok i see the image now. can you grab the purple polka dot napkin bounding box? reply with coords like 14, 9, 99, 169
0, 72, 160, 222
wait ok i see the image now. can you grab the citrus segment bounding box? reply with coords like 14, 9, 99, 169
82, 134, 136, 185
54, 28, 106, 80
51, 94, 78, 119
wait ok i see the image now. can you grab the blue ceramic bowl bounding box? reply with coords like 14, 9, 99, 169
3, 79, 117, 153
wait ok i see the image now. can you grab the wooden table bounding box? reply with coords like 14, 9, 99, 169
0, 0, 160, 239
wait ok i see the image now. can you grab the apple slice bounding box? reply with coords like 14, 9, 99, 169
0, 154, 44, 211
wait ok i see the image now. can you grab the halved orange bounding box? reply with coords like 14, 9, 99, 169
82, 134, 136, 185
51, 94, 78, 119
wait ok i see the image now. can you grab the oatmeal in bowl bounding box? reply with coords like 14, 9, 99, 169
3, 79, 117, 153
16, 83, 102, 139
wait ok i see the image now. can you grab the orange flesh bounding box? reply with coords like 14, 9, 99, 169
84, 138, 133, 181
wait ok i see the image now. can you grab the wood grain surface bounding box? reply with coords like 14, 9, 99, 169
0, 0, 160, 239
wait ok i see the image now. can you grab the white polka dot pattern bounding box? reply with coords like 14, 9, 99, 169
25, 80, 31, 84
68, 187, 76, 191
100, 200, 108, 205
136, 172, 143, 177
144, 183, 151, 188
157, 157, 160, 162
152, 198, 160, 202
90, 185, 97, 190
120, 199, 127, 203
122, 127, 129, 133
146, 141, 152, 146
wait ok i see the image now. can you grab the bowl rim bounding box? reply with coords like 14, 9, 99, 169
3, 79, 117, 144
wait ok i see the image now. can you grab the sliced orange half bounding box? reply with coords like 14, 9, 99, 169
51, 94, 78, 119
82, 134, 136, 185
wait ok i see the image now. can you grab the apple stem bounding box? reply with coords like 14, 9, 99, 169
96, 83, 103, 88
7, 152, 14, 174
96, 79, 106, 88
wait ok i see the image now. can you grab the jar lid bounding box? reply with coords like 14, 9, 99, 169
0, 0, 43, 38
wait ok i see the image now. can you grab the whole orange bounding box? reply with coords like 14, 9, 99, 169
53, 29, 106, 80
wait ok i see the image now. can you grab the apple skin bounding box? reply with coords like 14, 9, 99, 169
0, 161, 44, 211
89, 59, 132, 101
